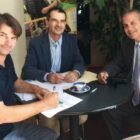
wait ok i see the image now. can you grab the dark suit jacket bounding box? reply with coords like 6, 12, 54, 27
104, 37, 135, 80
22, 32, 85, 82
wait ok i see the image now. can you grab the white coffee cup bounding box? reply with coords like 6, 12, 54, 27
73, 82, 86, 91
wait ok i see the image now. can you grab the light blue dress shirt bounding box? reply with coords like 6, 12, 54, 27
49, 34, 62, 72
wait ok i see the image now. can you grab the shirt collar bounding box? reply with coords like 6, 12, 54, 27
135, 42, 140, 46
49, 34, 62, 46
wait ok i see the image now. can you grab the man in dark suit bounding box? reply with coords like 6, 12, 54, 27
22, 7, 84, 84
22, 7, 86, 136
98, 9, 140, 140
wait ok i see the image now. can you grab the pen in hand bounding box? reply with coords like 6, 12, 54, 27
53, 86, 56, 91
52, 85, 64, 106
59, 100, 63, 105
52, 86, 63, 106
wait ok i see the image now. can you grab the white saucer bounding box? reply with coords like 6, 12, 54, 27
69, 85, 90, 94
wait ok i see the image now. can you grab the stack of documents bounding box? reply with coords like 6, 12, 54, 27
15, 80, 82, 118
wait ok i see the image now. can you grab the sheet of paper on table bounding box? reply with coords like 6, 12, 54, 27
15, 80, 82, 118
42, 91, 82, 118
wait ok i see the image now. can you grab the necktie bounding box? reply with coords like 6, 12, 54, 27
132, 44, 140, 106
51, 42, 61, 72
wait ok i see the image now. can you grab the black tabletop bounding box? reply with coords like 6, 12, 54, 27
58, 80, 133, 115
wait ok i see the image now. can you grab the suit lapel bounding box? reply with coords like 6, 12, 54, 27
42, 33, 51, 71
60, 33, 67, 71
127, 40, 135, 81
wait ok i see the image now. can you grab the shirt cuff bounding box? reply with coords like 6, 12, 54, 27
73, 70, 81, 78
43, 73, 49, 81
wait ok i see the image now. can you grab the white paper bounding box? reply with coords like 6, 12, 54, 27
42, 92, 82, 118
28, 80, 73, 91
15, 92, 36, 101
15, 80, 82, 118
15, 71, 97, 117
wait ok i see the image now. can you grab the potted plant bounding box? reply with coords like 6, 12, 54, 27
82, 0, 130, 65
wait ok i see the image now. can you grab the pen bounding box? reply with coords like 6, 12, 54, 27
90, 88, 97, 94
59, 100, 63, 104
53, 86, 56, 91
59, 100, 63, 107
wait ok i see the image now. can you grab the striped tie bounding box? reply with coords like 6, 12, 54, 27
51, 42, 61, 72
132, 44, 140, 106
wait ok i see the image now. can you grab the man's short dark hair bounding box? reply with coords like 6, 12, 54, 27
0, 13, 22, 37
121, 8, 140, 20
46, 7, 67, 21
